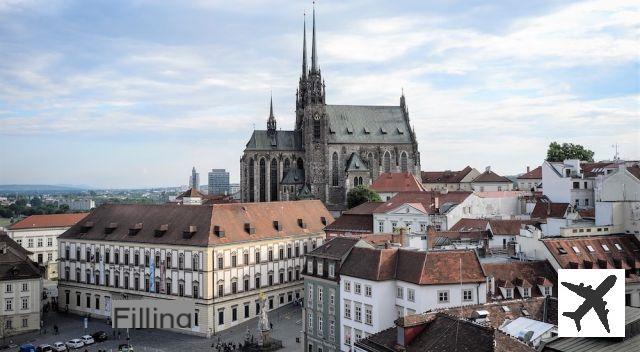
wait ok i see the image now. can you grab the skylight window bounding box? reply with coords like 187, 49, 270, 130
614, 243, 623, 251
557, 247, 567, 255
586, 245, 595, 252
601, 244, 610, 252
572, 246, 580, 253
502, 306, 511, 312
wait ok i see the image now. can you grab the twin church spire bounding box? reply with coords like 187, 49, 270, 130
270, 4, 325, 132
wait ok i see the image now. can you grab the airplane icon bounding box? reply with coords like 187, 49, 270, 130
561, 274, 616, 333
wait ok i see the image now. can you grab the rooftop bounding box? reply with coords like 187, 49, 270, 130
9, 213, 89, 230
0, 234, 43, 281
370, 172, 425, 193
473, 169, 512, 183
517, 166, 542, 180
421, 166, 474, 183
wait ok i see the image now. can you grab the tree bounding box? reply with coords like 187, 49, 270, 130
30, 196, 43, 207
546, 142, 594, 162
346, 185, 382, 209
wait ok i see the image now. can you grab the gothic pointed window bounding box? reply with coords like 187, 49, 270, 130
359, 176, 364, 186
353, 176, 359, 187
383, 151, 391, 173
297, 158, 304, 170
313, 119, 321, 140
259, 158, 266, 202
400, 152, 408, 172
284, 158, 291, 176
249, 159, 255, 202
270, 158, 278, 201
332, 152, 339, 186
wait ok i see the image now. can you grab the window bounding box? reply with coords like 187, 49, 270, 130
344, 281, 351, 292
255, 250, 261, 263
585, 198, 589, 206
355, 283, 361, 295
317, 315, 323, 335
328, 263, 335, 278
244, 278, 249, 291
268, 248, 273, 261
232, 281, 237, 294
232, 307, 237, 321
255, 276, 261, 289
354, 304, 362, 322
317, 261, 323, 275
218, 310, 224, 325
307, 312, 313, 330
308, 284, 314, 304
5, 299, 12, 311
21, 283, 27, 292
378, 221, 384, 232
313, 119, 321, 140
218, 284, 224, 297
193, 282, 199, 298
344, 326, 352, 345
27, 238, 33, 248
5, 319, 12, 330
572, 246, 580, 253
523, 287, 530, 298
5, 284, 12, 293
463, 289, 473, 301
586, 245, 595, 252
231, 254, 237, 267
344, 300, 351, 319
407, 288, 415, 302
178, 255, 184, 270
391, 222, 397, 232
20, 297, 28, 310
438, 290, 449, 303
218, 256, 223, 269
22, 318, 28, 328
573, 181, 579, 189
544, 286, 551, 297
329, 320, 335, 340
365, 285, 372, 297
383, 151, 391, 173
192, 255, 199, 270
47, 238, 53, 247
505, 288, 513, 299
365, 305, 372, 325
244, 304, 250, 318
400, 152, 408, 172
317, 287, 323, 304
243, 252, 249, 265
332, 152, 339, 186
396, 286, 403, 299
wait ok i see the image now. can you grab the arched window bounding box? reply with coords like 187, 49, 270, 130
270, 158, 278, 201
259, 158, 266, 202
353, 176, 359, 186
383, 151, 391, 173
332, 152, 339, 186
359, 176, 363, 186
400, 152, 408, 172
313, 119, 321, 139
248, 158, 255, 202
297, 157, 304, 170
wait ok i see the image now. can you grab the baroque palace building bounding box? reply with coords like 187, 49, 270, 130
57, 200, 332, 336
241, 8, 421, 211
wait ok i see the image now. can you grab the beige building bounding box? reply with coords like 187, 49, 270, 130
7, 213, 87, 279
420, 166, 480, 191
0, 233, 43, 338
57, 200, 333, 336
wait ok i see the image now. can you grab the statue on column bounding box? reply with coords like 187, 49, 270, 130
257, 292, 271, 346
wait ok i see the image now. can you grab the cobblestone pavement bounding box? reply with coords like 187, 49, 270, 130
1, 304, 303, 352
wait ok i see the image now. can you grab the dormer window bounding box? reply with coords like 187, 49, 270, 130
363, 127, 370, 134
213, 225, 225, 238
346, 127, 353, 134
182, 225, 197, 239
273, 221, 282, 231
505, 288, 513, 299
244, 223, 256, 234
543, 286, 551, 297
297, 218, 307, 229
397, 127, 404, 134
380, 127, 387, 134
154, 224, 168, 237
105, 222, 118, 234
523, 287, 530, 298
320, 217, 327, 226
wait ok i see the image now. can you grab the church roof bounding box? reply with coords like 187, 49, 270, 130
325, 105, 412, 144
345, 153, 368, 172
245, 130, 302, 151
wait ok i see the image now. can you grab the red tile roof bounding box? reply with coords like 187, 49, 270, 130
450, 218, 490, 232
421, 166, 474, 183
488, 219, 539, 236
341, 248, 485, 285
473, 170, 512, 183
483, 260, 557, 299
542, 234, 640, 283
517, 166, 542, 179
10, 213, 89, 230
370, 172, 426, 193
530, 201, 569, 219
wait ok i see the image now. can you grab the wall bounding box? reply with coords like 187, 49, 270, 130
542, 162, 571, 203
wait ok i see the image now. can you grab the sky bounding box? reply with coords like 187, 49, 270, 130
0, 0, 638, 188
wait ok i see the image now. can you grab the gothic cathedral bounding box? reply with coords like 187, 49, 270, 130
240, 9, 420, 211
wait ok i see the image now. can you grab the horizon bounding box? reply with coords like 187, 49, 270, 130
0, 0, 637, 189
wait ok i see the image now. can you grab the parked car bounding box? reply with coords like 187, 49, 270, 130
36, 345, 53, 352
79, 336, 94, 345
64, 339, 83, 349
91, 330, 108, 342
19, 344, 35, 352
51, 342, 67, 352
118, 344, 134, 352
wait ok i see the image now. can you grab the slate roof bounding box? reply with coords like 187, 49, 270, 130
627, 165, 640, 180
0, 234, 42, 281
518, 166, 542, 180
450, 218, 490, 232
483, 260, 558, 298
542, 234, 640, 283
59, 201, 333, 247
473, 169, 512, 183
345, 152, 368, 172
10, 213, 89, 230
421, 166, 474, 183
488, 219, 539, 236
281, 168, 305, 184
531, 201, 570, 219
341, 248, 485, 285
323, 214, 373, 233
244, 130, 302, 151
370, 172, 425, 193
307, 237, 361, 259
325, 105, 412, 144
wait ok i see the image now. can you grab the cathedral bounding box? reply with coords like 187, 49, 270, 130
240, 9, 421, 211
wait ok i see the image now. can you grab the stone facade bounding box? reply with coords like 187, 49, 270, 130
241, 9, 420, 211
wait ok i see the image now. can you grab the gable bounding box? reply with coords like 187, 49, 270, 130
384, 203, 427, 216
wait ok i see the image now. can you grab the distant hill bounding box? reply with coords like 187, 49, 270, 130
0, 184, 91, 192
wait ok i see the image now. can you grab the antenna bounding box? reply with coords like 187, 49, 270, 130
611, 144, 620, 161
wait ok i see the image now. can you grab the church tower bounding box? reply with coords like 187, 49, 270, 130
301, 5, 328, 202
267, 93, 276, 135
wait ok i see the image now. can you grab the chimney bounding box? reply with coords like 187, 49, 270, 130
426, 226, 436, 250
526, 166, 530, 173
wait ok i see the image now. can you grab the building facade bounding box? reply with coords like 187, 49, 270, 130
208, 169, 230, 196
302, 237, 374, 352
7, 213, 88, 279
420, 166, 480, 191
0, 234, 43, 338
240, 9, 420, 211
57, 201, 332, 336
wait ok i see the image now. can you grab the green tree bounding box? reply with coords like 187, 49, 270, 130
29, 196, 43, 207
546, 142, 594, 162
346, 185, 382, 209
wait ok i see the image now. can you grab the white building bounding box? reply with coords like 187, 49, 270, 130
337, 248, 486, 351
594, 165, 640, 236
58, 200, 331, 336
0, 234, 43, 338
59, 199, 95, 211
470, 167, 513, 192
7, 213, 88, 279
517, 166, 542, 192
